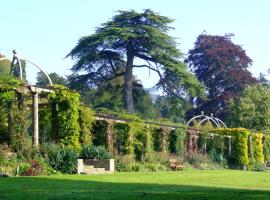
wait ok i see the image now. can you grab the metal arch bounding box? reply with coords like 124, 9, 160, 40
0, 50, 53, 86
22, 59, 53, 86
186, 111, 227, 128
214, 117, 227, 128
0, 55, 23, 80
186, 111, 208, 126
199, 117, 219, 127
187, 115, 205, 126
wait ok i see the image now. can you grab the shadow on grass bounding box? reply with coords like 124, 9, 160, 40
0, 176, 269, 200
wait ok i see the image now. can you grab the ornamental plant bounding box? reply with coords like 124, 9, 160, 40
49, 85, 80, 150
212, 128, 249, 166
251, 133, 264, 164
80, 145, 112, 160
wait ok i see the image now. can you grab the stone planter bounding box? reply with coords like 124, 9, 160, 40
77, 159, 115, 174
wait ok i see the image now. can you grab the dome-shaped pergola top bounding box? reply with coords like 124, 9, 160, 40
186, 111, 227, 128
0, 50, 53, 86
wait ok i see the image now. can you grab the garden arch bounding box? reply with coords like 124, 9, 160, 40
0, 50, 53, 86
0, 50, 54, 147
186, 111, 227, 128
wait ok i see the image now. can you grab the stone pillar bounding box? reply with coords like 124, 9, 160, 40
228, 136, 232, 156
32, 92, 39, 147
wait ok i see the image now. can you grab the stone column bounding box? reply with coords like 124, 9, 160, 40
32, 92, 39, 147
228, 136, 232, 156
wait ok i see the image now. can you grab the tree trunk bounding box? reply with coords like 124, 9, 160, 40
124, 49, 134, 113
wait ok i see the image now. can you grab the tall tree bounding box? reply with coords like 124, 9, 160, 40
154, 95, 190, 122
185, 33, 257, 120
67, 9, 204, 113
227, 84, 270, 130
76, 76, 158, 119
36, 72, 67, 86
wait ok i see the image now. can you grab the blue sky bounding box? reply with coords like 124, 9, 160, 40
1, 0, 270, 87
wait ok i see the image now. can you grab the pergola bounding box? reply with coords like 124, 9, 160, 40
0, 50, 54, 146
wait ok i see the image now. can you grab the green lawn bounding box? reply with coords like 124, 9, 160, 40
0, 170, 270, 199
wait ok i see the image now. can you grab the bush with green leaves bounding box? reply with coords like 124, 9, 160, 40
49, 85, 80, 151
80, 145, 112, 160
251, 133, 264, 164
41, 144, 78, 174
78, 105, 95, 145
264, 135, 270, 162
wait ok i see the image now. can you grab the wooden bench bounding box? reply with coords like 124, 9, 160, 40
169, 159, 183, 171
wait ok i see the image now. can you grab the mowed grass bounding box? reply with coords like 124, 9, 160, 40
0, 170, 270, 200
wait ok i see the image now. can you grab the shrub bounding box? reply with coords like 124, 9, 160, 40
41, 144, 78, 174
113, 123, 130, 155
251, 133, 264, 164
80, 145, 112, 160
144, 152, 170, 165
264, 135, 270, 162
49, 85, 80, 151
78, 105, 95, 146
248, 160, 267, 171
187, 153, 227, 170
115, 155, 135, 172
175, 128, 186, 157
212, 128, 249, 166
21, 160, 44, 176
117, 162, 168, 172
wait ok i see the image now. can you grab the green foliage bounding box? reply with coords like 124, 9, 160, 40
113, 123, 130, 155
75, 76, 158, 119
227, 84, 270, 130
0, 76, 28, 150
0, 106, 8, 143
235, 130, 252, 166
80, 145, 112, 160
0, 54, 11, 75
213, 128, 249, 166
36, 72, 67, 87
186, 153, 228, 170
49, 85, 80, 150
127, 120, 145, 156
115, 154, 168, 172
264, 135, 270, 162
21, 160, 45, 176
174, 128, 186, 157
92, 120, 108, 146
251, 133, 264, 164
154, 96, 190, 123
39, 106, 52, 144
0, 75, 20, 103
78, 106, 95, 146
68, 9, 204, 113
153, 128, 162, 152
41, 144, 78, 174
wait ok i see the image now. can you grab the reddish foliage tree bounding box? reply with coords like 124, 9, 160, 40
185, 33, 257, 121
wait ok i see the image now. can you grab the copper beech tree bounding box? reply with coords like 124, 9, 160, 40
185, 33, 257, 121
